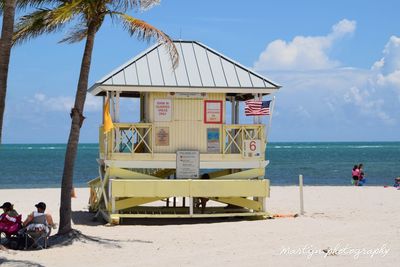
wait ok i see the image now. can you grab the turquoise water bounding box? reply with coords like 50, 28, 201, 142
0, 142, 399, 188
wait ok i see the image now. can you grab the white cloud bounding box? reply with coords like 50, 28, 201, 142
253, 33, 400, 140
30, 93, 102, 112
343, 87, 395, 125
85, 94, 103, 112
254, 19, 356, 71
258, 67, 399, 141
330, 19, 356, 38
31, 93, 74, 112
373, 36, 400, 97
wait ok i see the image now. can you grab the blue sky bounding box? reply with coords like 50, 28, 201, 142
2, 0, 400, 143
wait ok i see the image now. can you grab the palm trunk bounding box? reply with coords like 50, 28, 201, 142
0, 0, 16, 144
58, 23, 97, 234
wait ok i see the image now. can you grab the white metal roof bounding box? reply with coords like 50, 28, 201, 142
88, 40, 280, 98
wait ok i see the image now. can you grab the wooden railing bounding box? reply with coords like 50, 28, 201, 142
113, 123, 153, 154
223, 124, 265, 157
100, 123, 265, 158
100, 123, 153, 156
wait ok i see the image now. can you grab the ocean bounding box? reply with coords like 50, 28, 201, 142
0, 142, 399, 189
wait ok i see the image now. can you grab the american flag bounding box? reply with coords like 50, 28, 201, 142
245, 100, 271, 116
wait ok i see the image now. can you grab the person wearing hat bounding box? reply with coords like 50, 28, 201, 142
0, 202, 18, 218
22, 202, 55, 233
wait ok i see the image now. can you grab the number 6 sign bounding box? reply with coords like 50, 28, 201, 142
243, 140, 261, 158
249, 140, 257, 151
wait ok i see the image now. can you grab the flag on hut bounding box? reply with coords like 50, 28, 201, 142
103, 97, 114, 133
245, 100, 271, 116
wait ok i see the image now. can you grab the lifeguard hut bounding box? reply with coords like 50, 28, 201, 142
88, 40, 280, 224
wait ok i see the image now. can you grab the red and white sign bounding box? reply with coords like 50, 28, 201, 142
154, 99, 172, 122
204, 100, 222, 124
243, 140, 261, 158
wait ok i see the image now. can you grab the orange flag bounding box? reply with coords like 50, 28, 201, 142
103, 97, 114, 133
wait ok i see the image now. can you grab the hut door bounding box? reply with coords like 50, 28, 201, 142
173, 98, 204, 151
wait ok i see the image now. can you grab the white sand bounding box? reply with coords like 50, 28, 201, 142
0, 186, 399, 267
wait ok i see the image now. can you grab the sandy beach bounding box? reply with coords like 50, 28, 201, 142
0, 186, 399, 267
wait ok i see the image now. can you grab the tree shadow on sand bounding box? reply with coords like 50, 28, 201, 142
71, 211, 105, 226
48, 229, 153, 249
50, 211, 154, 248
0, 257, 45, 267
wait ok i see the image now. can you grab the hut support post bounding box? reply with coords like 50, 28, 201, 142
111, 197, 116, 214
114, 92, 121, 152
189, 197, 194, 216
231, 96, 235, 124
115, 91, 120, 122
235, 99, 239, 124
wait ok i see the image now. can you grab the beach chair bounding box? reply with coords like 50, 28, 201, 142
24, 214, 51, 249
25, 227, 51, 249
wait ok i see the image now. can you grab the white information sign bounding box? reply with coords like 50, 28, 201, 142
170, 92, 206, 99
176, 151, 200, 179
243, 140, 261, 158
154, 99, 172, 121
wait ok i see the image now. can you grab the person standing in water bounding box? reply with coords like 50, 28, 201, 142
358, 163, 366, 186
352, 165, 360, 186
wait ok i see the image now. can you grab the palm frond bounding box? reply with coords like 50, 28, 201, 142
109, 0, 160, 12
0, 0, 64, 11
47, 0, 85, 26
15, 0, 63, 10
13, 8, 66, 45
59, 23, 88, 43
13, 0, 87, 45
113, 12, 178, 68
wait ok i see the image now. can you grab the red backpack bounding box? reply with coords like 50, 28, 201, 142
0, 214, 22, 236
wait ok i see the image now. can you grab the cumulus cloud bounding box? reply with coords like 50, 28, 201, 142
30, 93, 102, 112
254, 19, 356, 71
85, 94, 103, 112
373, 36, 400, 100
343, 86, 395, 125
252, 29, 400, 140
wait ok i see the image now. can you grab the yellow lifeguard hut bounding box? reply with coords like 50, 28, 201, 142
88, 40, 280, 224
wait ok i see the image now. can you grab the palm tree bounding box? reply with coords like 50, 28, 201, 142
0, 0, 16, 144
0, 0, 59, 144
14, 0, 178, 234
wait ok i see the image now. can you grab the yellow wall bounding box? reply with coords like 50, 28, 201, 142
144, 92, 225, 153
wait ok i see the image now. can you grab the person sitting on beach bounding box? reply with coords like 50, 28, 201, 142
394, 177, 400, 188
0, 202, 19, 220
358, 163, 366, 186
0, 202, 20, 235
352, 165, 360, 186
22, 202, 55, 233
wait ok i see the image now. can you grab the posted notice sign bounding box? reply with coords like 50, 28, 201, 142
155, 127, 169, 146
204, 100, 222, 123
207, 128, 220, 153
154, 99, 172, 121
176, 151, 200, 179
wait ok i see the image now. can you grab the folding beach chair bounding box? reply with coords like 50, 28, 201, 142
24, 214, 51, 250
25, 227, 51, 249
